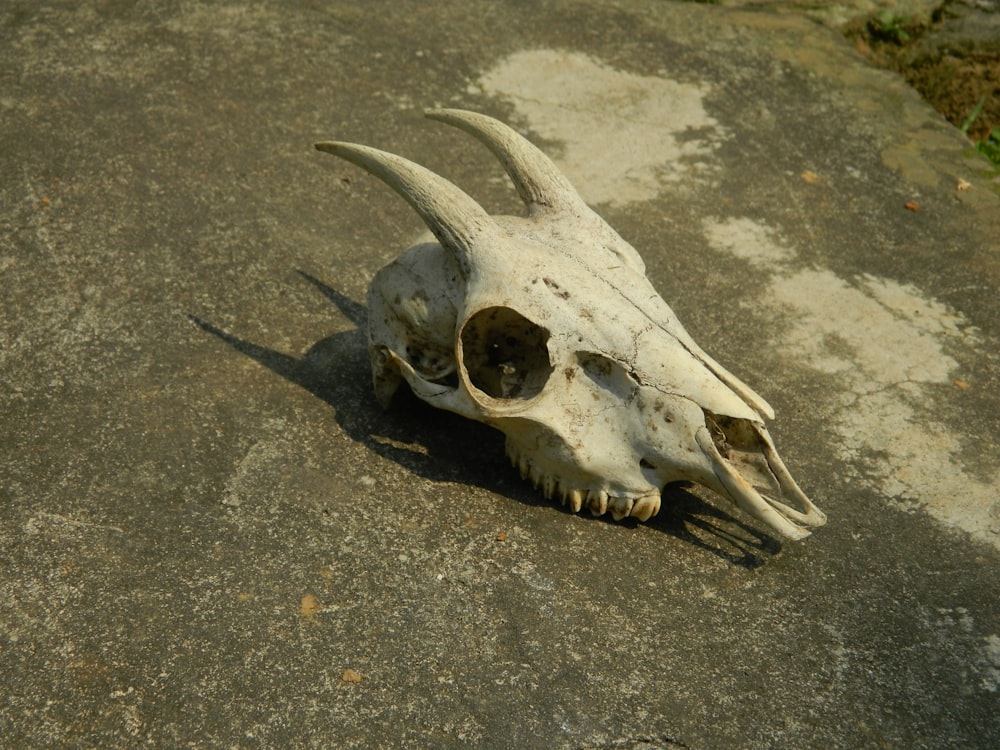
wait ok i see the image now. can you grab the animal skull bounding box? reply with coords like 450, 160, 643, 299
316, 109, 826, 540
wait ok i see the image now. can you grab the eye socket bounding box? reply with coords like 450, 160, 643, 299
461, 306, 552, 399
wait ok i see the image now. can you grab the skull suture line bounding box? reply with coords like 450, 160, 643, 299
316, 109, 827, 540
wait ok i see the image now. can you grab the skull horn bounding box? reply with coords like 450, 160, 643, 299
315, 140, 499, 275
425, 108, 585, 216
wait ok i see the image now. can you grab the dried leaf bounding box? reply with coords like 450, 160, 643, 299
342, 668, 363, 684
299, 593, 320, 616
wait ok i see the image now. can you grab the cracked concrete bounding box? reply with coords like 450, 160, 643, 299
2, 1, 1000, 747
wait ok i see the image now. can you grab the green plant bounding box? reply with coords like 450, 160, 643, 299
976, 128, 1000, 167
868, 12, 912, 45
961, 96, 1000, 169
960, 96, 986, 135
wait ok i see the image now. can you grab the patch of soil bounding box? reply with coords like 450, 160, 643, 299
903, 53, 1000, 140
844, 3, 1000, 143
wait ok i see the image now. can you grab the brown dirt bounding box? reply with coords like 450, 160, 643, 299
844, 11, 1000, 142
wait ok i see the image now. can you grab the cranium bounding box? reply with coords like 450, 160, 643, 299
316, 109, 826, 540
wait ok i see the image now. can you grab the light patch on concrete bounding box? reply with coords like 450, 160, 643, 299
222, 419, 296, 510
770, 270, 963, 384
476, 50, 727, 206
703, 216, 999, 548
702, 217, 797, 267
919, 608, 1000, 693
983, 634, 1000, 692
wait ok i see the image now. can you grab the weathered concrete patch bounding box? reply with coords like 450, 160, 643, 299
476, 49, 727, 205
984, 634, 1000, 692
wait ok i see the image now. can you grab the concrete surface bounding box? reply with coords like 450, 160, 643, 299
3, 1, 1000, 748
709, 0, 945, 28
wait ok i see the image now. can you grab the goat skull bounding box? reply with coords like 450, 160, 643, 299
316, 109, 826, 540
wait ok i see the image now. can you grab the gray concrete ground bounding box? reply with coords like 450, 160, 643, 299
3, 1, 1000, 748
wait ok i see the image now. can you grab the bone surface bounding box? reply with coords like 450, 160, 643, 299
316, 109, 826, 540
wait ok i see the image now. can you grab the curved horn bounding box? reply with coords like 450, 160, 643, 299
315, 141, 499, 274
425, 108, 585, 216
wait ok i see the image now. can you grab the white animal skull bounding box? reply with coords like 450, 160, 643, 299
316, 109, 826, 540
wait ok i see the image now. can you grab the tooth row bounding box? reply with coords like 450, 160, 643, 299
629, 492, 661, 522
506, 445, 661, 522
